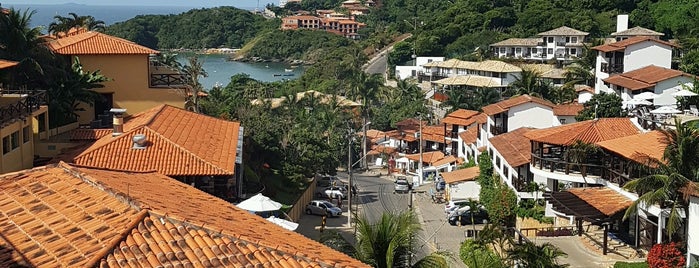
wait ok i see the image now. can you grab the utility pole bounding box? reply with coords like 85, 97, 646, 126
362, 117, 368, 171
418, 113, 423, 185
347, 128, 353, 228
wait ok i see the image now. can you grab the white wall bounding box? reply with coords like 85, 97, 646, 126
688, 196, 699, 267
654, 77, 694, 106
503, 72, 520, 86
395, 66, 421, 80
578, 91, 593, 103
594, 52, 611, 94
508, 103, 555, 130
449, 181, 481, 201
624, 42, 672, 72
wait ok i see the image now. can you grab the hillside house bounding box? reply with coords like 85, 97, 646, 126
490, 26, 588, 61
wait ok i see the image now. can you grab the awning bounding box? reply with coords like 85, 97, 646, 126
544, 187, 632, 223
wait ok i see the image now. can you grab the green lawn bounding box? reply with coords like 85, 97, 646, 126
613, 261, 648, 268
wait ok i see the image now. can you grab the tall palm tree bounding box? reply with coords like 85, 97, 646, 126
355, 210, 448, 268
506, 241, 568, 268
472, 87, 501, 110
624, 119, 699, 240
48, 13, 105, 36
182, 56, 208, 113
0, 7, 54, 89
507, 69, 552, 100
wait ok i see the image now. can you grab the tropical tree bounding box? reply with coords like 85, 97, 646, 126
354, 210, 448, 268
507, 241, 569, 268
575, 92, 625, 121
47, 57, 108, 127
48, 13, 105, 36
563, 141, 602, 187
507, 69, 551, 100
181, 56, 207, 113
624, 119, 699, 240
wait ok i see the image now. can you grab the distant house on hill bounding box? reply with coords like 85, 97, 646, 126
490, 26, 588, 62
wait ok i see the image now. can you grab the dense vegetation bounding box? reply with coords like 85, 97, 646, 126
242, 30, 352, 62
105, 7, 278, 49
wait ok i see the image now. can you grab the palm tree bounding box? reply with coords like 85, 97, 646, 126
507, 69, 552, 100
181, 56, 208, 113
563, 141, 602, 187
624, 119, 699, 240
506, 241, 568, 268
472, 87, 501, 110
48, 13, 105, 36
354, 210, 448, 268
0, 7, 54, 89
440, 87, 470, 113
47, 57, 108, 127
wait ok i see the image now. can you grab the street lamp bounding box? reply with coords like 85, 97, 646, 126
417, 113, 423, 186
362, 120, 372, 171
348, 120, 372, 228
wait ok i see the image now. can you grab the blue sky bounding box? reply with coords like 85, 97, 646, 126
3, 1, 276, 7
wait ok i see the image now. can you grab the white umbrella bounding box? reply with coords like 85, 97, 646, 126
634, 92, 660, 100
625, 99, 652, 106
672, 89, 698, 97
266, 216, 299, 231
650, 106, 682, 114
236, 193, 283, 212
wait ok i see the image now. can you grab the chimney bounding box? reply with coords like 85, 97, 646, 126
616, 14, 629, 33
110, 108, 127, 136
132, 134, 147, 149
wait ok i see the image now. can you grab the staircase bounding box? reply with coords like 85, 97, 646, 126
581, 227, 644, 259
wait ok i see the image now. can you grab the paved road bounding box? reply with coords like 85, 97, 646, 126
365, 52, 388, 76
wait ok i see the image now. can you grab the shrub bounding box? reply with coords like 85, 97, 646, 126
614, 262, 648, 268
647, 242, 685, 268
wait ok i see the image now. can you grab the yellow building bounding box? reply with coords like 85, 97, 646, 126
0, 60, 50, 173
45, 30, 187, 125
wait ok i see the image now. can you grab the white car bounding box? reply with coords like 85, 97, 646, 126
444, 200, 470, 214
316, 186, 346, 199
305, 200, 342, 217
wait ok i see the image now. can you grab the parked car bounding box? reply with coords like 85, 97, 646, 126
444, 200, 470, 214
394, 178, 410, 193
316, 186, 347, 199
305, 200, 343, 217
317, 175, 344, 188
448, 208, 489, 225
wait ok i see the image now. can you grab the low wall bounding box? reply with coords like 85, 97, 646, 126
287, 179, 317, 222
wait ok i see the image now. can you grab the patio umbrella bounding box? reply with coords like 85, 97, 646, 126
266, 216, 299, 231
625, 99, 652, 106
634, 92, 660, 100
672, 89, 698, 97
650, 106, 682, 114
236, 193, 283, 212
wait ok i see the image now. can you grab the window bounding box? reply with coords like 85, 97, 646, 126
571, 37, 578, 43
496, 156, 501, 168
504, 167, 509, 179
559, 118, 567, 124
570, 48, 577, 55
10, 131, 19, 150
565, 37, 570, 43
2, 136, 9, 154
23, 126, 31, 143
499, 47, 505, 53
515, 47, 522, 53
547, 48, 553, 54
547, 37, 553, 43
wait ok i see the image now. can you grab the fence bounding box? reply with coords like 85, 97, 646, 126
287, 179, 317, 222
0, 90, 47, 126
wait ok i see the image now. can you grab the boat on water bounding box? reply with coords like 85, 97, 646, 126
273, 74, 282, 77
283, 73, 295, 76
284, 68, 294, 72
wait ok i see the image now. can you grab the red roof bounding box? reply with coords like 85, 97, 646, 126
603, 65, 692, 91
441, 109, 479, 126
553, 103, 584, 116
567, 187, 632, 216
0, 163, 368, 267
481, 95, 555, 115
46, 31, 159, 55
405, 151, 445, 164
592, 36, 678, 52
458, 127, 479, 144
71, 105, 240, 176
0, 59, 18, 69
441, 166, 479, 184
488, 128, 533, 167
525, 118, 640, 146
596, 130, 668, 165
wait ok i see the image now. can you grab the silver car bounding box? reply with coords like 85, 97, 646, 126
394, 178, 410, 193
305, 200, 342, 217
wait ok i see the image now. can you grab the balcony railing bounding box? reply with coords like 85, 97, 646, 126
0, 90, 47, 125
556, 42, 566, 46
531, 154, 632, 185
601, 63, 624, 74
490, 125, 506, 136
149, 73, 189, 88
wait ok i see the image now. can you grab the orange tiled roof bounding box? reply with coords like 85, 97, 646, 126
421, 125, 447, 143
71, 105, 240, 176
592, 36, 678, 52
385, 129, 417, 142
459, 127, 479, 144
0, 59, 18, 69
69, 128, 112, 141
442, 109, 479, 126
681, 182, 699, 199
441, 166, 479, 184
432, 155, 458, 167
567, 187, 632, 216
525, 118, 640, 146
575, 85, 594, 93
553, 103, 584, 116
603, 65, 692, 91
596, 130, 668, 165
489, 128, 533, 167
0, 163, 368, 267
368, 144, 397, 156
481, 94, 555, 115
405, 151, 445, 164
396, 118, 425, 130
46, 31, 159, 55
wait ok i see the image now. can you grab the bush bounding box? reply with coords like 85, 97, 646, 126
516, 199, 553, 224
647, 242, 685, 268
459, 239, 504, 268
614, 262, 648, 268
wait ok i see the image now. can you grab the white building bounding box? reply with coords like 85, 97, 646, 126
610, 15, 664, 42
395, 56, 445, 80
602, 65, 694, 106
441, 166, 480, 201
490, 26, 588, 61
487, 127, 537, 200
440, 109, 486, 161
480, 94, 557, 148
422, 59, 522, 90
592, 36, 677, 94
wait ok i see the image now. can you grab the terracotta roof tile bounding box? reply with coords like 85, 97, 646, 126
592, 36, 678, 52
490, 38, 540, 47
442, 109, 479, 126
574, 85, 594, 93
537, 26, 588, 36
488, 128, 533, 167
611, 26, 664, 37
596, 130, 668, 165
602, 65, 692, 91
0, 163, 368, 267
0, 59, 18, 69
525, 118, 640, 146
567, 187, 632, 216
481, 94, 555, 115
421, 125, 447, 143
553, 103, 584, 116
458, 127, 478, 144
432, 155, 458, 167
405, 151, 445, 164
71, 105, 240, 176
368, 145, 397, 156
681, 182, 699, 199
441, 166, 479, 184
70, 128, 112, 141
46, 31, 159, 55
